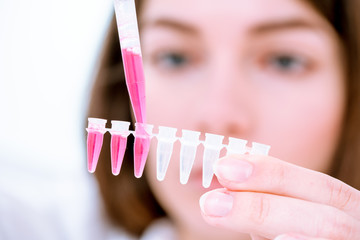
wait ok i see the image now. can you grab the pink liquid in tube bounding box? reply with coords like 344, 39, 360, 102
133, 123, 152, 178
87, 130, 105, 173
121, 48, 146, 123
111, 134, 128, 175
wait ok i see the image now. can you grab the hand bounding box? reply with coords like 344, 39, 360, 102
199, 155, 360, 239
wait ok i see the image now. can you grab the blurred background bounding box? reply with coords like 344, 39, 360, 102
0, 0, 118, 239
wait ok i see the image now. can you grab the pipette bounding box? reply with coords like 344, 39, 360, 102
113, 0, 146, 123
114, 0, 150, 178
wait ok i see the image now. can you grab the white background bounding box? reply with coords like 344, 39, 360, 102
0, 0, 118, 239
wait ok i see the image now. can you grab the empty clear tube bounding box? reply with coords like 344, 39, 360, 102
202, 133, 224, 188
86, 118, 107, 173
156, 126, 178, 181
179, 130, 201, 184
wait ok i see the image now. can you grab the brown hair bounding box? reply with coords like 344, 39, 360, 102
87, 0, 360, 237
308, 0, 360, 187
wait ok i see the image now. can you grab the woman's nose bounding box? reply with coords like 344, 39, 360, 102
194, 53, 253, 140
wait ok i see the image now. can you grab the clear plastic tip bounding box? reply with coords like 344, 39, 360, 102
179, 130, 201, 184
156, 126, 177, 181
202, 133, 224, 188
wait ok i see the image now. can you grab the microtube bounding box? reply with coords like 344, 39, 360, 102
156, 126, 178, 181
133, 123, 154, 178
109, 121, 131, 176
86, 118, 107, 173
179, 130, 201, 184
202, 133, 225, 188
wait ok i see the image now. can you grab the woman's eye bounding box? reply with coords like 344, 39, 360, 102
265, 54, 310, 74
152, 52, 190, 70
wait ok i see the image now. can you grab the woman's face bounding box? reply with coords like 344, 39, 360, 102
141, 0, 345, 238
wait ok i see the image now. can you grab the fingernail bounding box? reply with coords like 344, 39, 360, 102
214, 157, 253, 182
199, 191, 233, 217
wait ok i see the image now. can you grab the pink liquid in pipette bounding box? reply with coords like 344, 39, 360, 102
110, 134, 128, 175
87, 130, 105, 173
121, 48, 146, 123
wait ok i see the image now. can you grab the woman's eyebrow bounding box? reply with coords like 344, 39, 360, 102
141, 17, 321, 36
250, 18, 321, 35
141, 18, 199, 35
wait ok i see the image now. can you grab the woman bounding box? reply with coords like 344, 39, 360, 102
87, 0, 360, 239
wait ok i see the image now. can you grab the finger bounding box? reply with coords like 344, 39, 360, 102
199, 189, 360, 239
213, 155, 360, 218
274, 233, 331, 240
